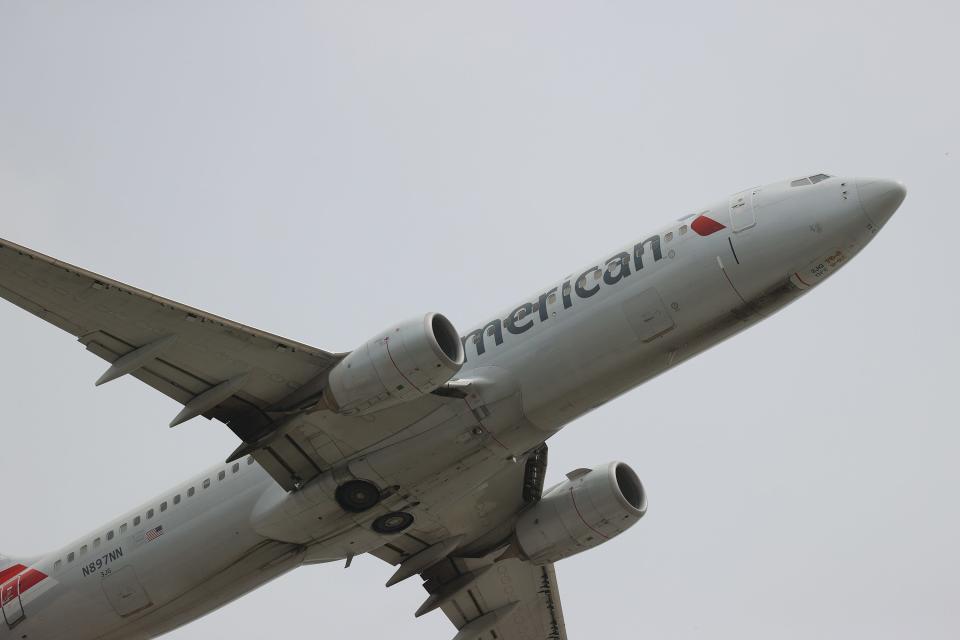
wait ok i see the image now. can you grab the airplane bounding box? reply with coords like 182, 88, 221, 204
0, 174, 905, 639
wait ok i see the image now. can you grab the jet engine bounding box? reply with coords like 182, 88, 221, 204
324, 313, 465, 416
514, 461, 647, 565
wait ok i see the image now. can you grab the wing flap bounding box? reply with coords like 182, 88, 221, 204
0, 280, 83, 333
423, 558, 567, 640
82, 330, 277, 440
83, 331, 202, 403
0, 237, 346, 490
253, 430, 327, 490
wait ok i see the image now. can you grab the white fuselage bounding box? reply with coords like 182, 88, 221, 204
0, 175, 903, 639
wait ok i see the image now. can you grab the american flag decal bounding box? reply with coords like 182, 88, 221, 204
144, 526, 164, 542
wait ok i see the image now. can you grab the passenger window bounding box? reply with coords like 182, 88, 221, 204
93, 537, 101, 549
67, 552, 75, 563
188, 487, 196, 497
54, 560, 62, 570
80, 545, 87, 555
120, 524, 128, 534
203, 479, 211, 489
160, 501, 168, 512
665, 232, 674, 242
232, 463, 240, 474
134, 516, 141, 526
107, 531, 114, 541
680, 225, 688, 235
218, 470, 226, 481
547, 292, 557, 304
247, 456, 254, 465
147, 509, 154, 519
174, 494, 181, 505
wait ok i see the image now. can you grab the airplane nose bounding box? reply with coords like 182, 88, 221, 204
855, 178, 907, 228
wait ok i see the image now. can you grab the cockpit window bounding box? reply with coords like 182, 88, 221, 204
791, 173, 832, 187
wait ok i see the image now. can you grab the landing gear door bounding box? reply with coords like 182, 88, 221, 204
1, 575, 24, 629
729, 187, 760, 232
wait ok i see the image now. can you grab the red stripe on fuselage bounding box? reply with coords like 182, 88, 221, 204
0, 565, 48, 604
18, 568, 48, 592
0, 564, 26, 585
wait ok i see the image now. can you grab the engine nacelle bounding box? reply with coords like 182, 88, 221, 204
515, 461, 647, 565
325, 313, 465, 416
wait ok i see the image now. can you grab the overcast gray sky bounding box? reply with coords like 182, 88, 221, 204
1, 1, 958, 638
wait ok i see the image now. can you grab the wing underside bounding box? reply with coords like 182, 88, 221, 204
425, 557, 567, 640
368, 445, 565, 640
0, 237, 345, 488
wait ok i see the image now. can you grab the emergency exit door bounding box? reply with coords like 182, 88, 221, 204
1, 575, 25, 628
729, 188, 760, 232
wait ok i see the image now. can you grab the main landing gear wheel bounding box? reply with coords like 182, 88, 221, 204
335, 480, 381, 513
372, 511, 415, 534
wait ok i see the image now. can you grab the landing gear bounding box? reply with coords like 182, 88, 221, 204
372, 511, 415, 534
335, 480, 414, 534
335, 480, 381, 513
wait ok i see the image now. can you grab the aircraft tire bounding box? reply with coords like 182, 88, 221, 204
335, 479, 381, 513
372, 511, 415, 534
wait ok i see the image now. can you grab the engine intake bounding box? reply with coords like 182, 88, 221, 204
514, 461, 646, 565
325, 313, 465, 416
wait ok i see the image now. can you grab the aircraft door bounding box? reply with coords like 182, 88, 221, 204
623, 288, 675, 342
102, 566, 153, 617
1, 574, 25, 628
729, 188, 760, 232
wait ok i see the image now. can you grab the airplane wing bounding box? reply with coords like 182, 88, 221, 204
0, 236, 358, 488
0, 237, 569, 636
0, 237, 513, 494
421, 558, 567, 640
367, 444, 566, 639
